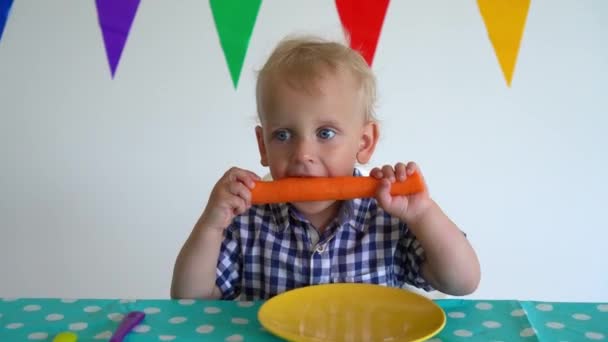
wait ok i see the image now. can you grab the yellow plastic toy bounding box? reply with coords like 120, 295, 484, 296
52, 331, 77, 342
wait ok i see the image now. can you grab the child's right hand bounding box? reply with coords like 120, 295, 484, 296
199, 167, 260, 232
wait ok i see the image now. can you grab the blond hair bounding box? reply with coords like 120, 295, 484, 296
256, 36, 377, 122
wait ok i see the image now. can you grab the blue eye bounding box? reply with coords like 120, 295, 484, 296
317, 128, 336, 140
274, 130, 291, 141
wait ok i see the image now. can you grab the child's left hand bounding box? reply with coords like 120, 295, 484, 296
371, 162, 433, 224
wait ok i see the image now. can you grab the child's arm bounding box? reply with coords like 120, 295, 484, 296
171, 167, 260, 299
373, 162, 481, 296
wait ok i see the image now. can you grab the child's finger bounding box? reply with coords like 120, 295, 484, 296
233, 169, 258, 188
228, 195, 248, 215
228, 182, 252, 205
370, 167, 383, 178
375, 178, 392, 207
395, 162, 407, 181
406, 161, 418, 176
245, 170, 261, 181
381, 165, 396, 182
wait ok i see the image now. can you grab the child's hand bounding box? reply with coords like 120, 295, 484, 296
371, 162, 433, 224
199, 167, 260, 232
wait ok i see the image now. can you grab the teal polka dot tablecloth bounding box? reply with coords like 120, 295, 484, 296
1, 297, 606, 341
435, 300, 607, 341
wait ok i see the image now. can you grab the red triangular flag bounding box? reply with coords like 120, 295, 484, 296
335, 0, 390, 66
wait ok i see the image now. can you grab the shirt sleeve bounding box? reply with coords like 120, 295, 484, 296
215, 222, 242, 300
395, 223, 434, 291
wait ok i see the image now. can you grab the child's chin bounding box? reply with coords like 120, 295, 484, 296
291, 200, 339, 215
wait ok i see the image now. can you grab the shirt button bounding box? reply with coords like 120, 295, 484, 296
315, 244, 326, 253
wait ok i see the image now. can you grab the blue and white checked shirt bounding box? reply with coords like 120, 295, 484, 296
215, 170, 433, 300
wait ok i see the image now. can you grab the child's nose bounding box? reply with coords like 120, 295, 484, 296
292, 139, 315, 164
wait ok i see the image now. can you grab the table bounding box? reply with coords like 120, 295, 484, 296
1, 297, 606, 341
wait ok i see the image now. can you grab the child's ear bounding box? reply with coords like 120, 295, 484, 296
255, 126, 269, 167
357, 121, 379, 164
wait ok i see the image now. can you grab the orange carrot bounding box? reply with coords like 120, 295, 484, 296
251, 172, 425, 204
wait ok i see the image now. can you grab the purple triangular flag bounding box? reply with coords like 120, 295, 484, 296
95, 0, 140, 78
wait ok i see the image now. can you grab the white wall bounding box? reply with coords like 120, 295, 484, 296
1, 1, 606, 301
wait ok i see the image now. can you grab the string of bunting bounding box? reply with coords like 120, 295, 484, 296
0, 0, 530, 87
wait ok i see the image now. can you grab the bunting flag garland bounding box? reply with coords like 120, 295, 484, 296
1, 1, 533, 87
335, 0, 390, 66
0, 0, 14, 42
210, 0, 262, 88
95, 0, 141, 78
477, 0, 531, 86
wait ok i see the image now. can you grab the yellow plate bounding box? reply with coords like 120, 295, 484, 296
258, 283, 446, 342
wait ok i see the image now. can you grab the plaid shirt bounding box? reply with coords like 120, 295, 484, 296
215, 170, 432, 300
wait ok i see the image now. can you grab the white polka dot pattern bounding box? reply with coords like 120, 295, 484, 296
536, 303, 553, 311
196, 325, 214, 334
448, 311, 466, 318
84, 306, 101, 313
144, 307, 161, 314
23, 305, 41, 312
94, 331, 112, 339
483, 321, 502, 328
69, 322, 88, 331
454, 329, 473, 337
546, 322, 565, 329
585, 332, 604, 340
107, 313, 124, 322
134, 324, 151, 333
520, 328, 536, 337
573, 313, 591, 320
204, 306, 221, 314
169, 316, 187, 324
231, 318, 249, 325
27, 332, 48, 340
511, 309, 526, 317
45, 314, 64, 321
225, 334, 244, 341
475, 302, 493, 310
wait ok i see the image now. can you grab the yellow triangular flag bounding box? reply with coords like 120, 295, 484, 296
478, 0, 531, 86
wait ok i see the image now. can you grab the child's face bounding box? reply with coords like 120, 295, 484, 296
255, 69, 378, 211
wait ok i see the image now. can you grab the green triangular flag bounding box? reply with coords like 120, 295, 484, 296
210, 0, 262, 88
